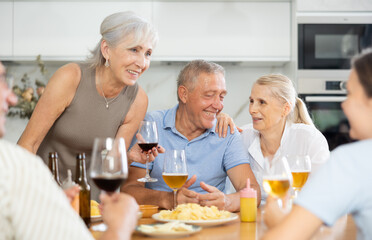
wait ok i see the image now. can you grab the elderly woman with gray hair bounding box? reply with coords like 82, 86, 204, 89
17, 11, 159, 199
239, 74, 330, 202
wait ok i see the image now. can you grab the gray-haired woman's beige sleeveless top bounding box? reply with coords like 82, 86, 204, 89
37, 63, 138, 199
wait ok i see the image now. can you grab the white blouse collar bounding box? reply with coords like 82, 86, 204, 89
248, 122, 291, 169
248, 129, 265, 169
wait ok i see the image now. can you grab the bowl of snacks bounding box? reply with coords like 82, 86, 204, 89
139, 205, 159, 218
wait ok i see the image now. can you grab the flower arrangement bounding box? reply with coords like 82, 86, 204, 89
7, 55, 47, 119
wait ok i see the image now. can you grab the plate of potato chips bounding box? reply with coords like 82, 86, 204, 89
152, 203, 238, 227
137, 221, 201, 238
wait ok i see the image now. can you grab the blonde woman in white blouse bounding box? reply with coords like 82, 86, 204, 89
240, 74, 329, 202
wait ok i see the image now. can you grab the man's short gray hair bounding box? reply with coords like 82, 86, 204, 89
176, 60, 225, 102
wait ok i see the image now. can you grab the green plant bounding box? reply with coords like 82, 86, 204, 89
8, 55, 47, 119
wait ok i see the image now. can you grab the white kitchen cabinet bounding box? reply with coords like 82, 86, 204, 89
7, 1, 291, 63
297, 0, 372, 12
0, 2, 13, 57
152, 2, 290, 62
13, 2, 152, 60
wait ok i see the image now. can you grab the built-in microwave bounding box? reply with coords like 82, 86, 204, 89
298, 14, 372, 70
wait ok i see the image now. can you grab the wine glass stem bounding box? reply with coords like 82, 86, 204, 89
277, 198, 284, 209
173, 189, 177, 209
145, 155, 151, 179
294, 189, 299, 199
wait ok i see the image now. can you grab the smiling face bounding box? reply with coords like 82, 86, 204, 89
183, 72, 227, 130
0, 62, 17, 138
249, 83, 289, 133
342, 69, 372, 140
102, 35, 153, 86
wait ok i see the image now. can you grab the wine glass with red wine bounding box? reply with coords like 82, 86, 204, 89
137, 121, 159, 182
90, 137, 128, 194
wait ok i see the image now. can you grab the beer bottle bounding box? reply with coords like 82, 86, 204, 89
48, 152, 61, 186
75, 152, 91, 227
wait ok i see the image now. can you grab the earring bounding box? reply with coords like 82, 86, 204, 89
105, 58, 110, 67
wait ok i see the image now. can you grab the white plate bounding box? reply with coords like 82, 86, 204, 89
91, 211, 142, 221
152, 213, 239, 227
91, 223, 107, 232
136, 224, 201, 238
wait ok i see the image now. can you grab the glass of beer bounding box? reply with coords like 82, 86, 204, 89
162, 149, 188, 209
262, 156, 292, 209
287, 155, 311, 198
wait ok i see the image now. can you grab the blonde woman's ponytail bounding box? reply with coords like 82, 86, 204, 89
293, 97, 313, 126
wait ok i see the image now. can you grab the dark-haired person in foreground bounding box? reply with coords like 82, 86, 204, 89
262, 49, 372, 240
0, 61, 138, 240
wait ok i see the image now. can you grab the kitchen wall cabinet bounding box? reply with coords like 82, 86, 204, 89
2, 1, 290, 63
0, 2, 13, 57
297, 0, 372, 12
12, 2, 152, 60
152, 2, 291, 62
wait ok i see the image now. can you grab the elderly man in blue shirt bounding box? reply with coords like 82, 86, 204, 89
121, 60, 260, 211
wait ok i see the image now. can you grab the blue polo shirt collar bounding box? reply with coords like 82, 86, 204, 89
163, 104, 216, 141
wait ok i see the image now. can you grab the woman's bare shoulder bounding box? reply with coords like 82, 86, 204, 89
54, 63, 81, 82
47, 63, 83, 92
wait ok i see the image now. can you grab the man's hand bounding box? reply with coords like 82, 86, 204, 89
176, 175, 199, 205
100, 193, 139, 239
198, 181, 231, 210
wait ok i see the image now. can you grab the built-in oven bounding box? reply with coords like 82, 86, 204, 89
297, 69, 352, 150
299, 93, 351, 151
297, 13, 372, 150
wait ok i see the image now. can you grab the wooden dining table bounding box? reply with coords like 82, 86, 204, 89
90, 208, 357, 240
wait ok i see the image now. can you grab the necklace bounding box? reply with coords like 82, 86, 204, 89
98, 77, 120, 109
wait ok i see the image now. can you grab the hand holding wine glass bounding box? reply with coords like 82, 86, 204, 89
287, 155, 311, 198
137, 121, 159, 182
162, 149, 188, 209
262, 156, 292, 210
90, 137, 128, 194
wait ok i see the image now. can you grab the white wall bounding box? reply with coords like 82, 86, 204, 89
4, 61, 288, 143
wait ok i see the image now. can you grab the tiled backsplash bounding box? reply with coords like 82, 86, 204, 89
4, 61, 288, 143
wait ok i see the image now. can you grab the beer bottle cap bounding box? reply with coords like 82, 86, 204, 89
240, 179, 257, 198
48, 152, 58, 158
76, 152, 86, 160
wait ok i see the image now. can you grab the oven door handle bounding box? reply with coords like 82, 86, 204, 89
305, 96, 347, 102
